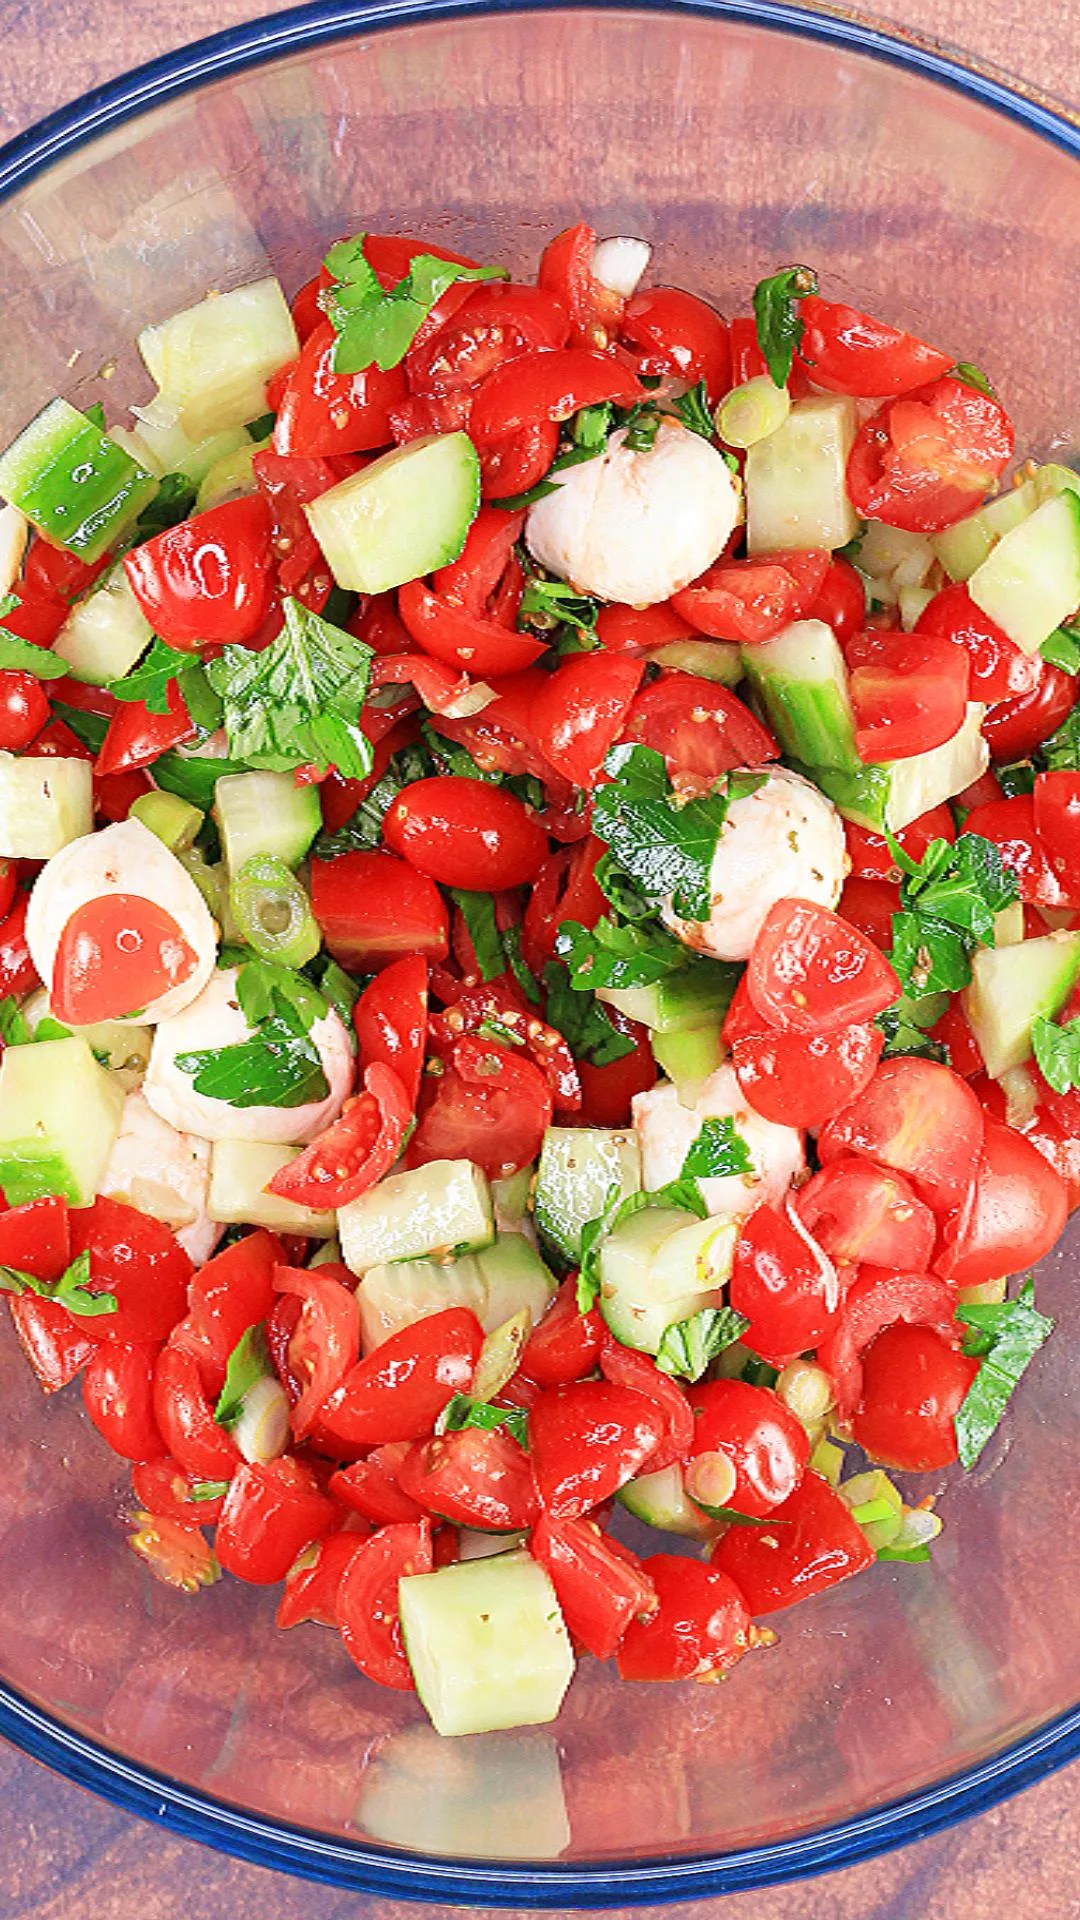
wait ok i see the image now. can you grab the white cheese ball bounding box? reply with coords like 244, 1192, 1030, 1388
633, 1064, 804, 1224
663, 767, 847, 962
143, 967, 353, 1145
525, 419, 739, 607
25, 818, 217, 1025
98, 1090, 223, 1265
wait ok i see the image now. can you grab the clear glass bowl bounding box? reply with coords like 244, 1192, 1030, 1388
2, 2, 1080, 1903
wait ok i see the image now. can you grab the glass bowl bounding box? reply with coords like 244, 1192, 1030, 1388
2, 2, 1080, 1903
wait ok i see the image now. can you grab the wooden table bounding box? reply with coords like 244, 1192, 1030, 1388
2, 5, 1080, 1915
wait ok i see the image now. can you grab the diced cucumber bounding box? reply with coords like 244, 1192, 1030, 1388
213, 770, 321, 875
0, 1035, 124, 1206
932, 464, 1080, 581
963, 932, 1080, 1078
129, 789, 204, 853
967, 491, 1080, 656
598, 961, 740, 1034
598, 1203, 734, 1354
491, 1165, 533, 1232
306, 433, 480, 594
339, 1158, 495, 1275
0, 398, 157, 562
139, 278, 298, 440
618, 1462, 719, 1540
744, 395, 859, 553
651, 1020, 726, 1091
207, 1139, 337, 1237
357, 1724, 570, 1858
111, 400, 251, 485
532, 1126, 641, 1266
857, 522, 937, 587
794, 702, 988, 833
357, 1232, 552, 1349
740, 619, 860, 773
644, 638, 743, 685
23, 989, 153, 1091
995, 900, 1026, 948
53, 565, 153, 684
0, 754, 93, 859
399, 1550, 574, 1737
195, 442, 259, 513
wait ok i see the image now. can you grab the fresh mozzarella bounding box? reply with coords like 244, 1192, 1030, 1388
143, 966, 353, 1145
590, 236, 652, 299
98, 1090, 222, 1264
663, 766, 847, 961
25, 818, 217, 1024
632, 1064, 804, 1223
525, 420, 739, 607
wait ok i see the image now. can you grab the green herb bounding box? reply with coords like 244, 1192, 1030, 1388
655, 1305, 750, 1382
591, 742, 731, 922
315, 958, 361, 1026
245, 412, 276, 444
752, 264, 818, 387
519, 576, 599, 635
451, 889, 505, 982
323, 235, 506, 374
83, 402, 107, 431
189, 1479, 231, 1503
995, 760, 1036, 798
214, 1323, 272, 1428
887, 830, 1017, 997
593, 852, 655, 922
573, 402, 613, 452
0, 1249, 117, 1318
1040, 704, 1080, 771
499, 924, 542, 1006
681, 1116, 753, 1180
556, 912, 693, 991
950, 361, 997, 398
876, 998, 948, 1063
0, 609, 69, 680
1031, 1012, 1080, 1094
542, 962, 635, 1068
672, 379, 716, 439
0, 997, 33, 1046
420, 720, 501, 783
1041, 624, 1080, 676
35, 1016, 74, 1043
687, 1500, 776, 1528
148, 744, 248, 811
620, 405, 662, 452
235, 960, 327, 1032
205, 597, 374, 778
577, 1178, 707, 1313
176, 991, 329, 1108
492, 441, 605, 509
134, 472, 199, 539
955, 1279, 1054, 1469
441, 1392, 529, 1449
110, 637, 218, 720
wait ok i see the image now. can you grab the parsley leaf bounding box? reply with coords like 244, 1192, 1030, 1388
591, 742, 731, 921
519, 576, 599, 635
876, 996, 948, 1063
887, 831, 1017, 996
0, 609, 69, 680
672, 380, 716, 439
752, 264, 818, 387
1031, 1012, 1080, 1094
681, 1116, 753, 1180
1041, 623, 1080, 676
214, 1323, 272, 1428
542, 962, 636, 1068
950, 361, 997, 399
576, 1179, 707, 1313
110, 637, 218, 720
450, 890, 505, 982
655, 1305, 750, 1382
205, 597, 374, 778
955, 1279, 1054, 1469
323, 235, 506, 374
235, 961, 327, 1032
134, 472, 198, 539
0, 1248, 117, 1318
175, 991, 329, 1108
1041, 704, 1080, 770
556, 913, 689, 990
311, 740, 430, 858
441, 1393, 529, 1449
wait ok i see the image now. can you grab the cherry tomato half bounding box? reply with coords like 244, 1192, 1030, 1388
71, 1198, 192, 1347
797, 295, 952, 397
397, 1427, 539, 1532
316, 1307, 483, 1448
269, 1065, 411, 1212
532, 1513, 658, 1662
851, 1322, 978, 1472
848, 629, 970, 762
710, 1471, 875, 1614
935, 1116, 1069, 1287
529, 1380, 667, 1518
616, 1555, 752, 1681
686, 1378, 809, 1518
732, 1020, 884, 1131
817, 1056, 985, 1214
846, 377, 1014, 534
82, 1343, 165, 1462
747, 898, 901, 1035
310, 849, 449, 972
215, 1457, 337, 1585
124, 495, 275, 649
795, 1157, 937, 1271
730, 1202, 840, 1367
621, 673, 779, 788
336, 1519, 433, 1690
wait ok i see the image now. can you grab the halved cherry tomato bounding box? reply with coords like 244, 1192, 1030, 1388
215, 1457, 337, 1585
1033, 770, 1080, 904
429, 978, 581, 1113
837, 874, 900, 951
961, 794, 1064, 908
310, 849, 449, 971
0, 894, 37, 998
124, 495, 275, 649
730, 1202, 840, 1367
51, 892, 200, 1026
851, 1322, 978, 1472
522, 837, 608, 974
710, 1471, 875, 1614
183, 1229, 282, 1385
480, 420, 561, 501
806, 555, 867, 643
317, 1308, 483, 1448
616, 1554, 752, 1681
131, 1454, 230, 1527
531, 654, 645, 790
408, 281, 570, 391
848, 629, 970, 762
271, 1265, 361, 1439
269, 1065, 410, 1212
397, 578, 545, 677
845, 805, 955, 881
398, 1427, 539, 1531
621, 673, 779, 787
797, 296, 952, 396
0, 1195, 70, 1280
795, 1157, 937, 1271
686, 1378, 809, 1518
276, 1531, 369, 1629
469, 348, 643, 444
732, 1020, 884, 1130
82, 1343, 164, 1462
7, 1292, 95, 1393
329, 1444, 427, 1525
600, 1341, 695, 1473
70, 1199, 192, 1346
620, 286, 732, 401
24, 716, 94, 761
537, 223, 623, 347
517, 1278, 606, 1390
0, 671, 49, 751
846, 377, 1014, 533
529, 1380, 666, 1517
273, 320, 406, 457
595, 600, 698, 654
252, 445, 362, 608
336, 1519, 433, 1690
93, 767, 154, 822
352, 954, 428, 1110
128, 1512, 219, 1592
382, 775, 548, 890
533, 1513, 658, 1661
0, 590, 67, 647
915, 581, 1038, 706
747, 898, 901, 1034
577, 1012, 657, 1127
817, 1267, 961, 1419
818, 1056, 984, 1213
673, 550, 830, 646
407, 1034, 553, 1178
153, 1339, 240, 1480
935, 1116, 1068, 1287
982, 663, 1075, 764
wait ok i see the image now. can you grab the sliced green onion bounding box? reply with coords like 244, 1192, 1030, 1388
838, 1468, 903, 1549
229, 854, 321, 968
809, 1436, 845, 1487
774, 1358, 833, 1430
683, 1450, 737, 1511
0, 397, 157, 561
715, 375, 791, 449
232, 1374, 291, 1465
130, 789, 204, 853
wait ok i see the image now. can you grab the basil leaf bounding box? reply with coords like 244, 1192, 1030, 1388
235, 961, 327, 1033
0, 1248, 117, 1318
0, 996, 33, 1046
1040, 704, 1080, 771
654, 1305, 750, 1382
620, 404, 662, 452
0, 614, 69, 680
519, 576, 599, 635
214, 1323, 272, 1429
205, 597, 374, 778
451, 889, 505, 983
542, 962, 636, 1068
110, 637, 216, 719
687, 1499, 776, 1528
1041, 625, 1080, 676
672, 379, 715, 439
315, 958, 361, 1026
954, 1280, 1053, 1469
324, 234, 507, 374
1031, 1013, 1080, 1094
887, 831, 1017, 996
176, 991, 329, 1108
751, 264, 818, 387
556, 913, 693, 991
591, 742, 730, 922
134, 472, 199, 539
681, 1117, 752, 1181
876, 997, 948, 1063
500, 924, 542, 1006
312, 739, 432, 858
441, 1393, 529, 1449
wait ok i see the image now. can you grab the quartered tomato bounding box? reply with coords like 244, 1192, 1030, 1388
600, 1341, 695, 1472
269, 1065, 411, 1211
406, 282, 570, 394
316, 1308, 483, 1449
329, 1443, 426, 1526
336, 1520, 433, 1690
273, 320, 406, 457
185, 1229, 282, 1384
730, 1202, 840, 1367
532, 1513, 658, 1661
817, 1056, 985, 1213
747, 898, 901, 1034
124, 496, 275, 649
131, 1455, 230, 1527
686, 1378, 809, 1518
621, 673, 779, 786
710, 1471, 875, 1614
732, 1020, 884, 1130
935, 1117, 1069, 1287
7, 1292, 96, 1394
851, 1323, 979, 1472
397, 1427, 539, 1532
529, 1380, 666, 1517
310, 850, 449, 972
847, 629, 970, 762
672, 550, 830, 646
517, 1278, 606, 1390
795, 1158, 937, 1271
616, 1555, 753, 1682
215, 1458, 337, 1585
595, 600, 697, 654
70, 1198, 192, 1346
537, 223, 624, 348
153, 1338, 240, 1481
816, 1267, 962, 1419
276, 1531, 369, 1629
846, 377, 1014, 533
82, 1343, 164, 1462
271, 1265, 361, 1440
407, 1035, 553, 1179
914, 581, 1038, 705
51, 893, 200, 1026
796, 296, 952, 396
806, 555, 867, 643
352, 954, 428, 1109
469, 348, 643, 443
531, 653, 645, 790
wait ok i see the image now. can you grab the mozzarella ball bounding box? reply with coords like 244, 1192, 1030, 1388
25, 818, 217, 1025
525, 420, 739, 607
663, 767, 847, 962
142, 967, 353, 1145
633, 1064, 804, 1224
98, 1090, 223, 1265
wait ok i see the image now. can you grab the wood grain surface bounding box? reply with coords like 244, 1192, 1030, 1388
2, 4, 1080, 1916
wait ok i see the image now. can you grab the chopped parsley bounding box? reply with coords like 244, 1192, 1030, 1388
205, 597, 374, 778
175, 989, 329, 1109
655, 1305, 750, 1382
556, 912, 692, 991
671, 379, 716, 439
1031, 1012, 1080, 1094
235, 960, 327, 1032
590, 742, 733, 922
323, 235, 506, 374
542, 962, 636, 1068
955, 1280, 1054, 1469
751, 264, 818, 387
519, 576, 600, 636
887, 830, 1017, 997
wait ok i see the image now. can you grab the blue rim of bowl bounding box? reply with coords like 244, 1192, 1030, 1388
1, 0, 1080, 1900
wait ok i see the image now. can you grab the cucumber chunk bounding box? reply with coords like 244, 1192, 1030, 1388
644, 638, 743, 685
532, 1126, 641, 1266
744, 395, 859, 553
0, 398, 157, 561
598, 1203, 735, 1354
110, 403, 251, 486
339, 1158, 495, 1275
651, 1020, 725, 1092
399, 1550, 574, 1737
207, 1140, 337, 1237
794, 702, 988, 833
618, 1462, 719, 1539
967, 491, 1080, 656
0, 1035, 124, 1206
53, 565, 153, 685
139, 278, 298, 440
963, 932, 1080, 1078
741, 619, 860, 773
213, 770, 321, 875
598, 962, 740, 1034
0, 754, 93, 859
933, 464, 1080, 582
306, 433, 480, 594
358, 1232, 554, 1349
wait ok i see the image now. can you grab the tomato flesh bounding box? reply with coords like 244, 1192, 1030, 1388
52, 894, 199, 1026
